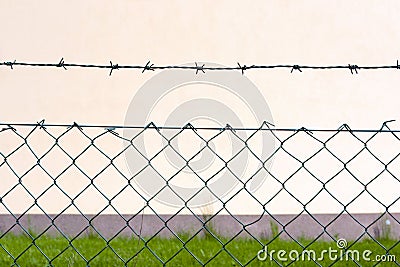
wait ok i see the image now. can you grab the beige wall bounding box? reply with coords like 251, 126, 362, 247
1, 0, 400, 214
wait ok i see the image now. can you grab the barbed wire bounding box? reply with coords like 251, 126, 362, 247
1, 59, 400, 75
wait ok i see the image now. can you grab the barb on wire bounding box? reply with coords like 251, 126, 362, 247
142, 61, 155, 73
36, 119, 46, 130
4, 60, 16, 70
194, 62, 205, 74
237, 62, 248, 75
1, 60, 400, 75
291, 65, 302, 73
57, 58, 67, 70
109, 61, 119, 76
348, 64, 359, 74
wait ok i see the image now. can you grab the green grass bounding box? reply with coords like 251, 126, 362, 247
0, 233, 398, 266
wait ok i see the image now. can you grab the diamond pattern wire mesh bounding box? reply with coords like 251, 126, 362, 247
0, 121, 399, 266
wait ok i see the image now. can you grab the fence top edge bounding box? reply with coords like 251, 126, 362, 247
1, 122, 400, 133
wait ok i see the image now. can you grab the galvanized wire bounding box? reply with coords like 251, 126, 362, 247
0, 121, 399, 266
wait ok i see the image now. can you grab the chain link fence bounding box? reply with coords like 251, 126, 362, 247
0, 121, 399, 266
